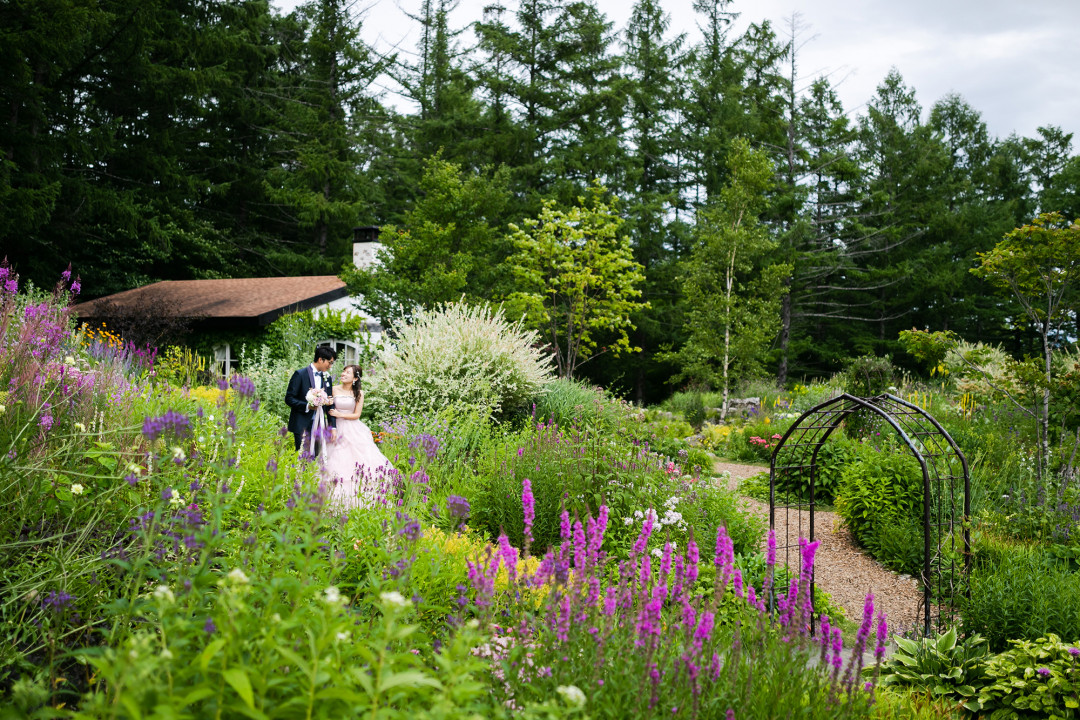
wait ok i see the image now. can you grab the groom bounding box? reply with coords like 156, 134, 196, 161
285, 346, 338, 453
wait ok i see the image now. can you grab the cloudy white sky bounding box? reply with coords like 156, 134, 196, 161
274, 0, 1080, 143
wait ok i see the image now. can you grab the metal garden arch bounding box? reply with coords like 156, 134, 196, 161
768, 393, 970, 635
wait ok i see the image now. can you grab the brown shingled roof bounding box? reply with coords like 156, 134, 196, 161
72, 276, 348, 326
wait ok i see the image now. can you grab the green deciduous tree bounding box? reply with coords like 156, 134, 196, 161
340, 154, 513, 327
972, 212, 1080, 476
669, 138, 791, 416
505, 187, 647, 379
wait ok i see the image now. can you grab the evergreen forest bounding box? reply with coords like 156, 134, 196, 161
4, 0, 1080, 402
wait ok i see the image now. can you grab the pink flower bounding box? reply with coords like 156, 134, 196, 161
522, 478, 535, 546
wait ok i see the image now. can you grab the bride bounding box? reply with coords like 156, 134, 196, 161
321, 364, 395, 509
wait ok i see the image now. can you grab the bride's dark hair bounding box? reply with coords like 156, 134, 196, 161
344, 364, 363, 404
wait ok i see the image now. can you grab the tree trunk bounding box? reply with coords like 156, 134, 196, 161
778, 290, 791, 386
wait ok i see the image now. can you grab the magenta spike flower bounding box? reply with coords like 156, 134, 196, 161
672, 556, 685, 602
556, 593, 571, 642
639, 555, 652, 587
560, 508, 571, 541
573, 519, 587, 569
686, 538, 700, 586
632, 509, 655, 556
692, 610, 715, 651
522, 478, 535, 546
595, 505, 609, 551
497, 533, 518, 587
733, 567, 743, 599
819, 614, 832, 665
874, 611, 889, 662
713, 526, 734, 593
603, 586, 617, 616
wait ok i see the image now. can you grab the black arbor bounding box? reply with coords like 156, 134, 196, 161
768, 393, 970, 635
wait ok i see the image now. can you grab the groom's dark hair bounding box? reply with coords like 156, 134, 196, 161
313, 346, 337, 363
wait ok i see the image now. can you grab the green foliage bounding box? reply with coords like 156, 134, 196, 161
842, 354, 898, 396
667, 139, 792, 391
964, 634, 1080, 718
834, 448, 923, 548
340, 155, 514, 327
532, 378, 630, 435
367, 301, 555, 421
877, 627, 990, 699
772, 435, 857, 502
962, 545, 1080, 652
505, 186, 648, 379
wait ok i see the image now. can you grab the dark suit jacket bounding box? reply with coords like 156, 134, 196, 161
285, 366, 337, 436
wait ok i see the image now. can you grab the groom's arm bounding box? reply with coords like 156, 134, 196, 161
284, 371, 309, 413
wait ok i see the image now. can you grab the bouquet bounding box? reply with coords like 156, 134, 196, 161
305, 387, 331, 407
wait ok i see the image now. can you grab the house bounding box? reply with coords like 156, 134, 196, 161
72, 233, 384, 374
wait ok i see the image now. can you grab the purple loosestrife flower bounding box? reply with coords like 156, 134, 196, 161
573, 520, 586, 570
560, 509, 571, 541
692, 611, 715, 653
763, 529, 777, 595
497, 533, 518, 586
632, 509, 655, 556
521, 479, 535, 545
556, 593, 571, 642
713, 526, 734, 593
726, 710, 735, 720
603, 587, 617, 616
874, 611, 888, 663
819, 615, 832, 665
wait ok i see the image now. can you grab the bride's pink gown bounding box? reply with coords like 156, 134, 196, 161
320, 394, 395, 509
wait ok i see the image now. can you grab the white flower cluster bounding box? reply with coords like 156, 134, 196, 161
366, 302, 555, 418
379, 591, 410, 611
556, 684, 586, 708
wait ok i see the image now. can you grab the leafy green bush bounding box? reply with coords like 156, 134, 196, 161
834, 448, 923, 548
367, 302, 555, 420
962, 546, 1080, 652
772, 435, 856, 503
876, 627, 989, 700
533, 378, 629, 433
964, 634, 1080, 718
864, 517, 925, 576
842, 354, 897, 396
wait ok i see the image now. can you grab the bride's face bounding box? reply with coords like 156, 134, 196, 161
339, 367, 355, 385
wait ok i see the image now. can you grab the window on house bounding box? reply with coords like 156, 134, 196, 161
213, 344, 239, 377
317, 339, 360, 366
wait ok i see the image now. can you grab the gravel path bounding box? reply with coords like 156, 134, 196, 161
716, 461, 924, 634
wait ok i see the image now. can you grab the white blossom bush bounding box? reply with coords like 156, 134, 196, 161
367, 302, 555, 420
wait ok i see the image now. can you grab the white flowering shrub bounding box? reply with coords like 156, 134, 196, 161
367, 302, 555, 420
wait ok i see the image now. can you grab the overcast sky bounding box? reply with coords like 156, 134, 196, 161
273, 0, 1080, 144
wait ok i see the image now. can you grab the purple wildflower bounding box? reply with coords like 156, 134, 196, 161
556, 593, 571, 642
142, 410, 192, 442
497, 533, 518, 586
1069, 647, 1080, 657
204, 617, 217, 634
42, 590, 75, 612
229, 374, 256, 398
560, 509, 571, 541
632, 510, 655, 556
522, 479, 535, 545
1037, 667, 1051, 677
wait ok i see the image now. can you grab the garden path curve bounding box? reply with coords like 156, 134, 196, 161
716, 461, 923, 634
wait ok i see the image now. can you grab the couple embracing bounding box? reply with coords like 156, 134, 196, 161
284, 346, 393, 508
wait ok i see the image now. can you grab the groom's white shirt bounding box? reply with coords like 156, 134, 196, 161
309, 363, 326, 389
